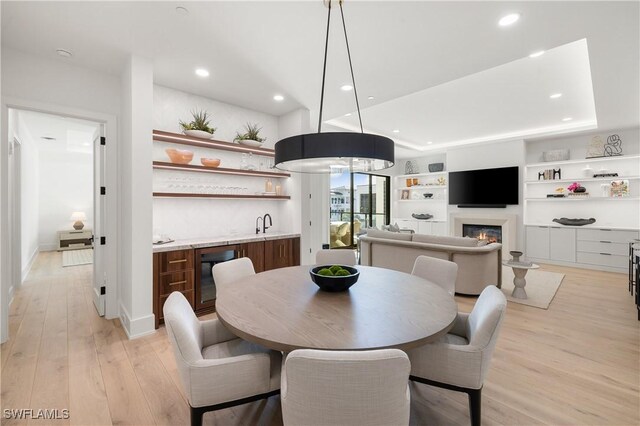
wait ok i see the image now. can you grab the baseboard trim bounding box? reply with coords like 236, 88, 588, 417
22, 247, 39, 282
39, 243, 58, 252
119, 302, 156, 340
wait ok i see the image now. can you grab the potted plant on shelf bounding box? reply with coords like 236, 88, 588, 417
234, 123, 266, 147
179, 109, 217, 139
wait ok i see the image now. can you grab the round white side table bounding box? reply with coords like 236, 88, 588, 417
502, 261, 540, 299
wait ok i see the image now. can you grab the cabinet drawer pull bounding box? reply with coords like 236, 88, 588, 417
599, 253, 612, 256
168, 259, 187, 264
600, 241, 612, 244
169, 280, 187, 286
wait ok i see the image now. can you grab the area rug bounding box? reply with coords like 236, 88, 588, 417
500, 268, 564, 309
62, 249, 93, 267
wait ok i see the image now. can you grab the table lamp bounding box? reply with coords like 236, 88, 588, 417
70, 211, 87, 230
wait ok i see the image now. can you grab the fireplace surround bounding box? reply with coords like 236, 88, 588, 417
450, 213, 516, 260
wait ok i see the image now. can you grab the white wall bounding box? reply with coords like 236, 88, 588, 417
119, 56, 154, 338
445, 140, 525, 250
37, 150, 93, 251
16, 114, 40, 277
152, 85, 298, 240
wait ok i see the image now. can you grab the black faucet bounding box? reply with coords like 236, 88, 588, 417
263, 213, 272, 233
255, 216, 263, 234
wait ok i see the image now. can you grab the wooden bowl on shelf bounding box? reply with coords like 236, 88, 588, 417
200, 158, 221, 168
165, 148, 194, 165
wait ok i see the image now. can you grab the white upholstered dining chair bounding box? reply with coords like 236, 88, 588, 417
281, 349, 411, 426
315, 248, 357, 266
212, 257, 255, 294
411, 255, 458, 296
163, 292, 282, 426
408, 286, 507, 426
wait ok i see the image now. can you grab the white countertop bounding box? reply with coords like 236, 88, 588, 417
152, 231, 301, 253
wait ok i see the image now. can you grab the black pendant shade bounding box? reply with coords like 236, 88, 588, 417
274, 0, 396, 173
275, 132, 394, 173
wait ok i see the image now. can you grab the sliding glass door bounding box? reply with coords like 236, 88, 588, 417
329, 172, 390, 248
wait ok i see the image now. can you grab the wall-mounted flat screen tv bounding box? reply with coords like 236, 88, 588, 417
448, 166, 519, 207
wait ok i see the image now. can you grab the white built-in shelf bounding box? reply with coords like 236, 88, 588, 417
396, 172, 447, 179
397, 199, 445, 202
525, 197, 640, 202
525, 223, 640, 231
396, 186, 447, 190
526, 154, 640, 168
394, 217, 447, 223
153, 192, 290, 200
525, 176, 640, 184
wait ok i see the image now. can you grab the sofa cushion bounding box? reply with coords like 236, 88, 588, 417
412, 234, 479, 247
365, 229, 413, 241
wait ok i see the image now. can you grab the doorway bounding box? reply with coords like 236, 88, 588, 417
8, 108, 105, 315
329, 171, 390, 248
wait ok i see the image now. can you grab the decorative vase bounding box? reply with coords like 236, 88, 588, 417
582, 165, 594, 177
510, 251, 523, 262
405, 161, 416, 175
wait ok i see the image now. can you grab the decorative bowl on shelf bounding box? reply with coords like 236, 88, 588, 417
428, 163, 444, 172
411, 213, 433, 220
237, 139, 263, 148
200, 158, 221, 168
165, 148, 194, 165
310, 265, 360, 292
552, 217, 596, 226
184, 129, 215, 139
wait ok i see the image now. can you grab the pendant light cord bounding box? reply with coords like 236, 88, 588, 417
317, 1, 332, 133
339, 1, 364, 133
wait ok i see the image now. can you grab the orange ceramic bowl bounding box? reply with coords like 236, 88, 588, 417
200, 158, 221, 168
165, 148, 194, 165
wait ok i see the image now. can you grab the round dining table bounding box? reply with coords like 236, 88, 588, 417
215, 265, 458, 352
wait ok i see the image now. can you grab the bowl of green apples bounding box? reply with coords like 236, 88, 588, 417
309, 265, 360, 292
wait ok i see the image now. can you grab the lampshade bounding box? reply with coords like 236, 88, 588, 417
70, 211, 87, 221
275, 132, 394, 173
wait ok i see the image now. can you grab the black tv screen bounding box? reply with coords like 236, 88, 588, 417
448, 166, 519, 206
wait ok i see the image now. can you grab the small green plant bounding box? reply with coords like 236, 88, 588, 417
234, 123, 266, 143
179, 109, 216, 134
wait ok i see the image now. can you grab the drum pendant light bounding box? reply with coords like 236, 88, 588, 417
274, 0, 395, 173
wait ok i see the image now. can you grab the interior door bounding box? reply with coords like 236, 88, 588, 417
92, 128, 105, 316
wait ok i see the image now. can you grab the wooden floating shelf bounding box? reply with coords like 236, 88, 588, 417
152, 161, 290, 178
153, 130, 275, 157
153, 192, 290, 200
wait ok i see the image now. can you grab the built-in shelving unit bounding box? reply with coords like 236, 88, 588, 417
392, 168, 448, 235
526, 197, 640, 201
152, 130, 290, 199
525, 176, 640, 185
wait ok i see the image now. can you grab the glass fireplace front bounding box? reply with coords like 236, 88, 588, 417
462, 224, 502, 244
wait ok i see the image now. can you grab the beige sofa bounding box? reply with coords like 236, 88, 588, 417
360, 230, 502, 295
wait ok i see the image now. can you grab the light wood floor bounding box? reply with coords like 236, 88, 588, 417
1, 251, 638, 425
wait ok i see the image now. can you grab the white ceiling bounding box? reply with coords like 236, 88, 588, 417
2, 1, 638, 157
18, 110, 98, 154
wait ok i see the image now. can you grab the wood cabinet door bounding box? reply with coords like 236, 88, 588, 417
242, 241, 265, 273
265, 239, 290, 270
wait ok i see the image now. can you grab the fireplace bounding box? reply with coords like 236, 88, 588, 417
450, 213, 516, 260
463, 224, 502, 244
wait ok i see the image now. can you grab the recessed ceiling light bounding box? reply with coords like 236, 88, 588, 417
273, 94, 284, 101
195, 68, 210, 78
56, 48, 72, 58
529, 50, 545, 58
392, 129, 400, 133
498, 13, 520, 27
83, 142, 91, 146
344, 113, 352, 117
562, 117, 573, 122
176, 6, 189, 15
340, 84, 353, 91
550, 93, 562, 99
427, 141, 433, 145
367, 96, 375, 100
